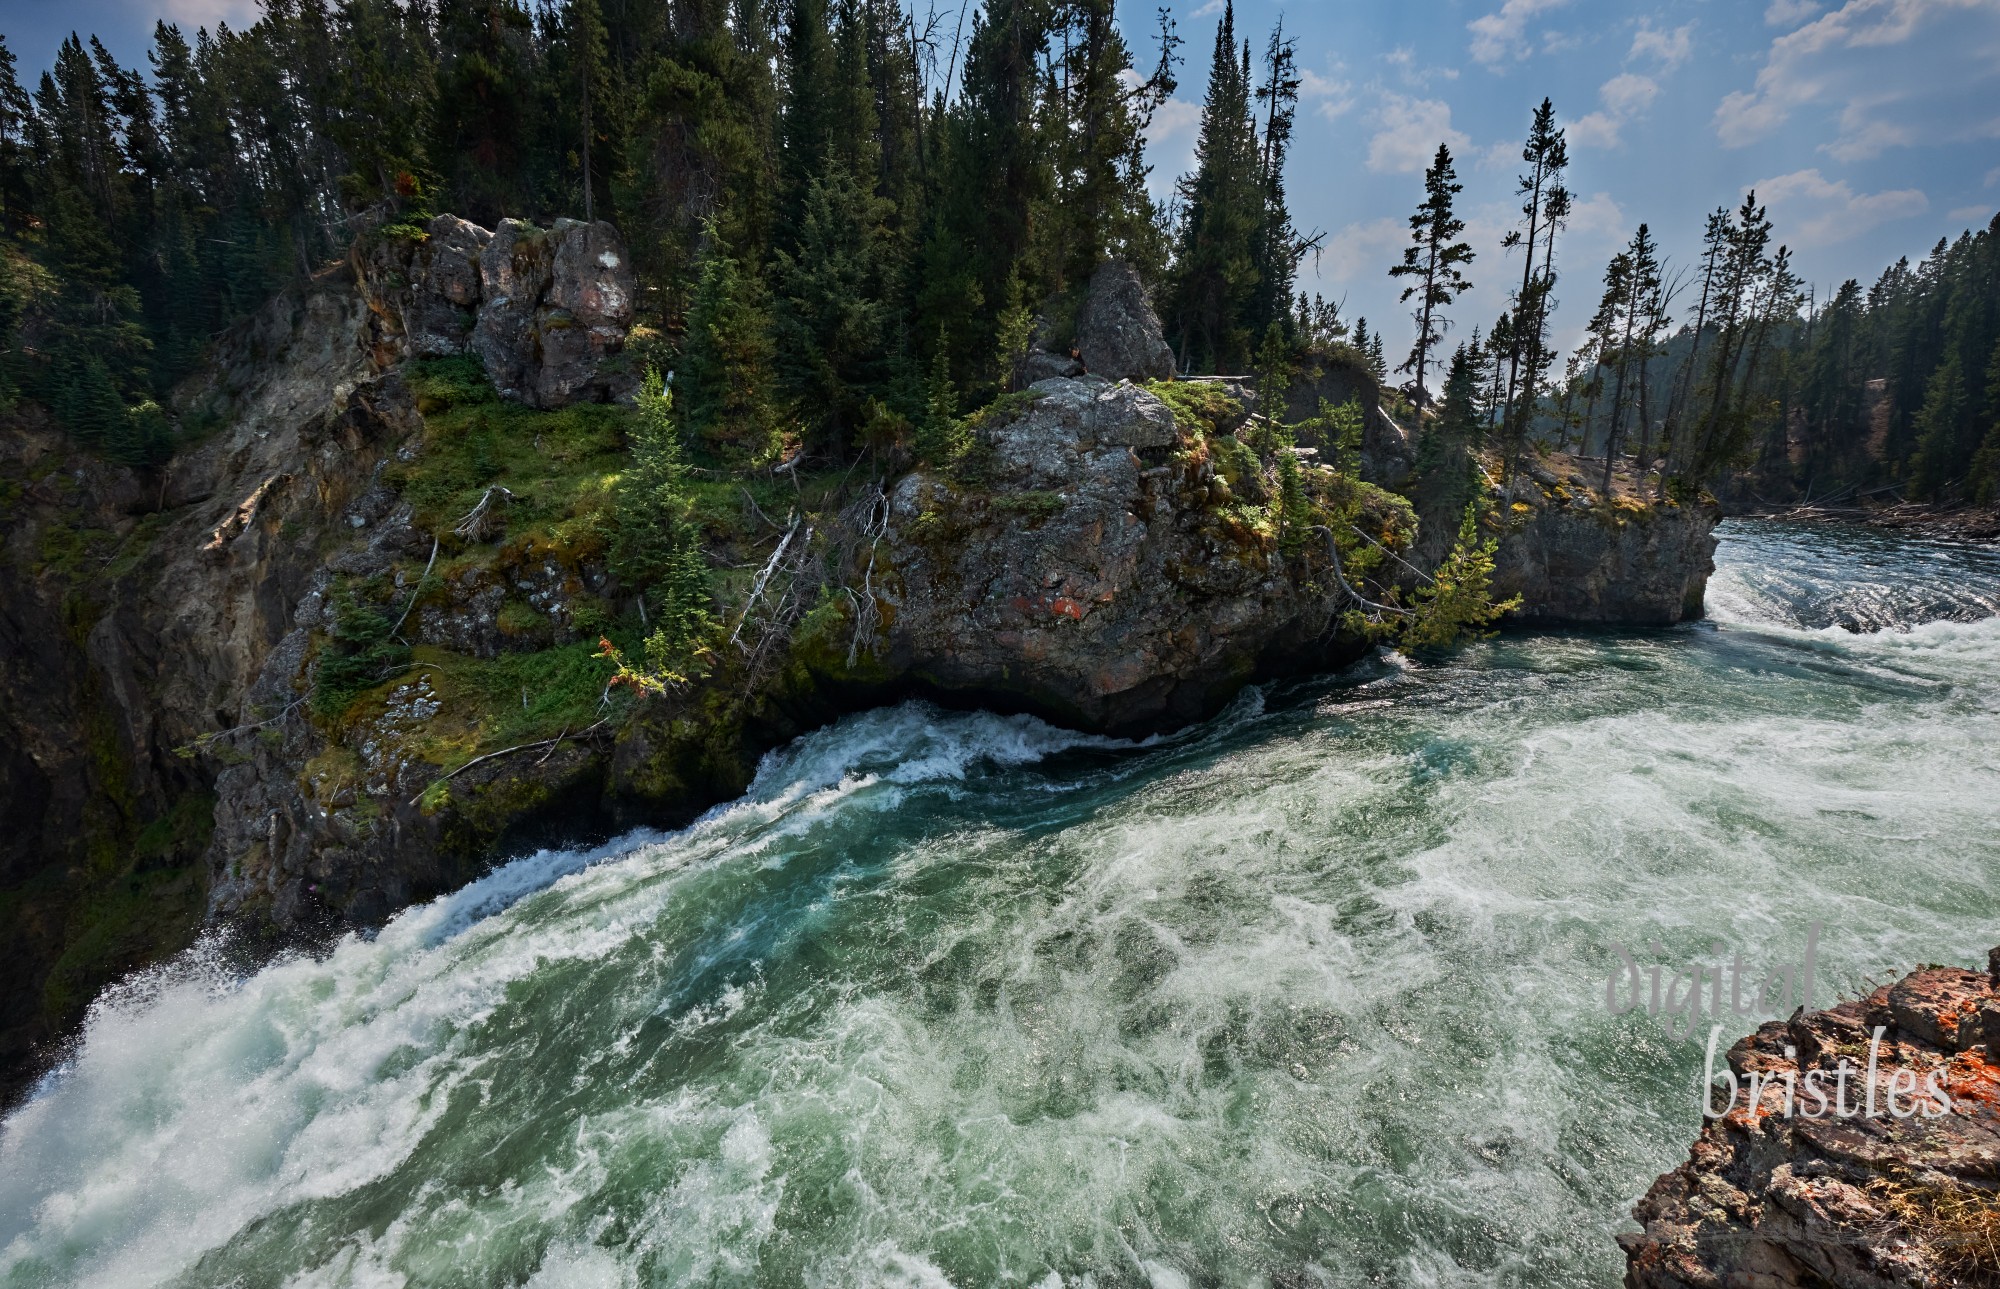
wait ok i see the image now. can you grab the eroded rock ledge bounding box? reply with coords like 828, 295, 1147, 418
1623, 952, 2000, 1288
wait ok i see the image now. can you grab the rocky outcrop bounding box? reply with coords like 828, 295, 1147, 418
866, 375, 1404, 733
1490, 461, 1719, 626
0, 222, 1730, 1103
1019, 260, 1175, 387
359, 213, 638, 408
1074, 261, 1176, 383
1623, 951, 2000, 1288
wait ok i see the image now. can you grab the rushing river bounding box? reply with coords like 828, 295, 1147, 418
6, 520, 2000, 1289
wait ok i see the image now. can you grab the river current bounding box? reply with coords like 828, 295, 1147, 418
5, 520, 2000, 1288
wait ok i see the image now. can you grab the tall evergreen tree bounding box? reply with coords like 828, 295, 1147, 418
1247, 16, 1301, 339
1498, 98, 1568, 474
678, 224, 779, 462
1167, 0, 1261, 374
1388, 143, 1473, 407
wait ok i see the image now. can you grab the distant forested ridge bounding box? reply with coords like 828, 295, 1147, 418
1549, 203, 2000, 507
0, 0, 1338, 467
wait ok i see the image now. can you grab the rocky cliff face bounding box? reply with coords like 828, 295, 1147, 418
1623, 952, 2000, 1288
0, 273, 394, 1093
358, 214, 639, 408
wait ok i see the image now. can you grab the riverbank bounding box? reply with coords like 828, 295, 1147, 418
1735, 496, 2000, 542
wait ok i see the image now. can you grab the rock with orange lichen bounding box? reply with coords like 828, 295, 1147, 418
867, 376, 1408, 734
1622, 950, 2000, 1288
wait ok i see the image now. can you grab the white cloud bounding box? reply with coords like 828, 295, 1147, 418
1567, 73, 1662, 150
1757, 168, 1929, 243
1987, 165, 2000, 187
1474, 139, 1522, 171
1322, 218, 1408, 282
1367, 95, 1470, 173
1190, 0, 1225, 17
1568, 112, 1625, 150
1822, 111, 1914, 161
158, 0, 260, 26
1765, 0, 1822, 26
1949, 203, 1996, 222
1468, 0, 1571, 66
1716, 0, 2000, 157
1601, 72, 1662, 115
1383, 45, 1459, 87
1299, 68, 1356, 121
1630, 22, 1694, 68
1567, 191, 1630, 240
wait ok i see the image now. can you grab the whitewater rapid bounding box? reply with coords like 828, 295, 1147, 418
4, 519, 1999, 1288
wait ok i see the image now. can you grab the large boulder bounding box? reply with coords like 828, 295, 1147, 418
1075, 260, 1176, 383
862, 375, 1401, 733
402, 216, 489, 357
473, 217, 638, 408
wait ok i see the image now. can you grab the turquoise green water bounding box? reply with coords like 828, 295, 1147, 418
5, 520, 2000, 1288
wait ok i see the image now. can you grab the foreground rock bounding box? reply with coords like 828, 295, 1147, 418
869, 376, 1398, 733
1623, 951, 2000, 1288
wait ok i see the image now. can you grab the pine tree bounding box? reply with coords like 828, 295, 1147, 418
1401, 504, 1519, 650
915, 331, 965, 466
1051, 0, 1171, 287
1388, 143, 1473, 407
1499, 98, 1569, 475
1412, 344, 1485, 565
918, 0, 1053, 387
1167, 0, 1261, 373
1911, 353, 1970, 500
770, 153, 898, 455
612, 369, 713, 680
678, 226, 779, 462
1248, 17, 1301, 338
1601, 224, 1663, 495
1969, 335, 2000, 502
429, 0, 536, 226
777, 0, 838, 251
1254, 319, 1292, 439
571, 0, 609, 221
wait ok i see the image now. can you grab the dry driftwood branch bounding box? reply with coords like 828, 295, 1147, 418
454, 485, 515, 541
408, 718, 612, 806
391, 535, 440, 640
731, 515, 801, 647
1309, 525, 1410, 618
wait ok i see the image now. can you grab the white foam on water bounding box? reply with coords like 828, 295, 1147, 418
0, 703, 1119, 1289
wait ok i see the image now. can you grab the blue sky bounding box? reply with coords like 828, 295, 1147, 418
6, 0, 1998, 368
